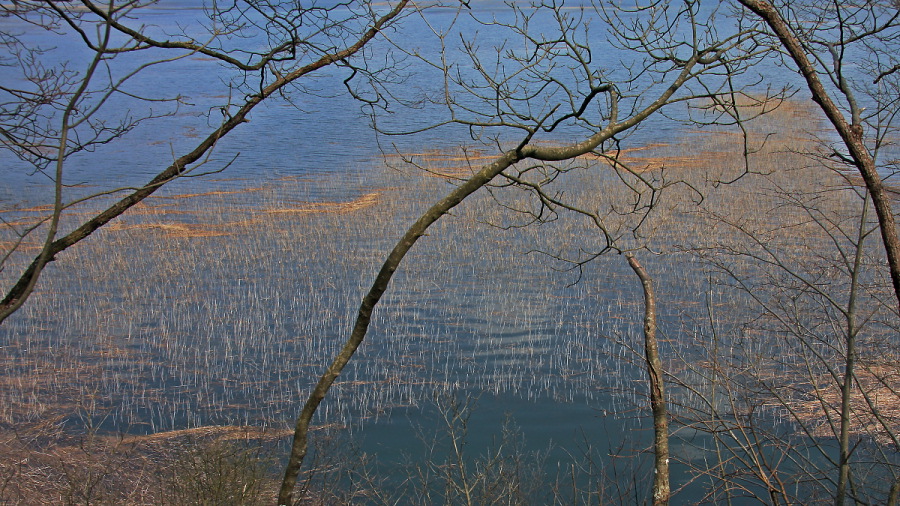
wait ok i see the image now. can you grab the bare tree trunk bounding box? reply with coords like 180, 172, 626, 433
626, 253, 670, 506
0, 0, 411, 324
276, 149, 521, 506
737, 3, 899, 502
15, 21, 113, 332
277, 42, 719, 504
737, 0, 900, 316
835, 192, 870, 504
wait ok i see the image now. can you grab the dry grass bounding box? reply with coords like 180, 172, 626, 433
0, 422, 285, 505
789, 363, 900, 444
263, 191, 382, 215
0, 97, 897, 502
98, 190, 384, 239
126, 424, 293, 444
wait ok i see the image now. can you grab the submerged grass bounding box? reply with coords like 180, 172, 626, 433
0, 99, 897, 503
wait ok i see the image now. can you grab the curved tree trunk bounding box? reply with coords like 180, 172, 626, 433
737, 0, 900, 316
626, 253, 670, 506
0, 0, 412, 324
277, 41, 715, 501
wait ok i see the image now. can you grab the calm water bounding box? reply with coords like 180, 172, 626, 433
0, 1, 776, 202
1, 2, 891, 503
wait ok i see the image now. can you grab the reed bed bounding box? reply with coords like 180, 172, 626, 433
0, 99, 897, 502
0, 165, 649, 434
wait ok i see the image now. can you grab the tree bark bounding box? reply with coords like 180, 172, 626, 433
626, 253, 670, 506
0, 0, 411, 324
737, 0, 900, 316
277, 46, 715, 502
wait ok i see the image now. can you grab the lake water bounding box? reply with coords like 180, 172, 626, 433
1, 2, 895, 503
0, 0, 779, 202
